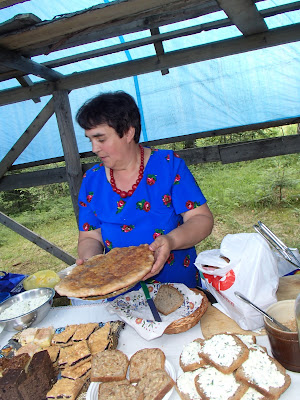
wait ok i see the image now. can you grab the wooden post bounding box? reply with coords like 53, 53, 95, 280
0, 211, 76, 265
53, 90, 82, 221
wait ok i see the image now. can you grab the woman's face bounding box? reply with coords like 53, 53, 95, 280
85, 124, 131, 169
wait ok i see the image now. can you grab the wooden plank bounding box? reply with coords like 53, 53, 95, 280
1, 21, 299, 106
150, 27, 169, 75
0, 0, 218, 56
217, 0, 267, 36
0, 0, 29, 10
53, 90, 82, 221
1, 135, 300, 191
0, 98, 54, 179
219, 135, 300, 164
0, 211, 76, 265
0, 47, 62, 81
0, 13, 40, 34
16, 75, 41, 103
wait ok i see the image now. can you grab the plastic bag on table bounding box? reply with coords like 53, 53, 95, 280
195, 233, 279, 330
23, 270, 60, 290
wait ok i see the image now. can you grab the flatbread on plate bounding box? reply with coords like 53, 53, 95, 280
55, 244, 154, 298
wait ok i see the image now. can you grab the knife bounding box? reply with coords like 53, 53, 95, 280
140, 281, 162, 322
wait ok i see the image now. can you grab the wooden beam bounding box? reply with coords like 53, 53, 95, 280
0, 211, 76, 265
217, 0, 268, 36
1, 22, 299, 106
0, 0, 218, 57
52, 90, 82, 221
150, 28, 169, 75
0, 0, 29, 9
16, 75, 41, 103
0, 47, 62, 81
0, 97, 54, 179
219, 135, 300, 164
1, 135, 299, 191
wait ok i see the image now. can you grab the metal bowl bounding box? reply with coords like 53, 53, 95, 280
0, 287, 54, 332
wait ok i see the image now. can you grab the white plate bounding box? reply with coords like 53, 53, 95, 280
86, 358, 176, 400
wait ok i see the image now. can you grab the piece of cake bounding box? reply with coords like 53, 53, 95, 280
18, 328, 38, 346
46, 377, 86, 400
0, 368, 26, 400
61, 360, 91, 380
88, 322, 111, 355
58, 340, 91, 369
52, 325, 78, 347
4, 353, 31, 373
71, 323, 99, 342
33, 326, 55, 348
44, 345, 60, 365
15, 343, 42, 357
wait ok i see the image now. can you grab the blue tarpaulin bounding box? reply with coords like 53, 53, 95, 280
0, 0, 300, 165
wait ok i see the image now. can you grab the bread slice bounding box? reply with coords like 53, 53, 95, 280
136, 369, 175, 400
199, 334, 249, 374
235, 349, 291, 399
194, 365, 248, 400
129, 348, 165, 383
176, 369, 202, 400
236, 334, 256, 347
154, 284, 184, 315
179, 339, 205, 372
241, 387, 267, 400
90, 349, 129, 382
98, 381, 143, 400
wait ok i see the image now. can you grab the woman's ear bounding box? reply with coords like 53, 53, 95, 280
125, 126, 135, 143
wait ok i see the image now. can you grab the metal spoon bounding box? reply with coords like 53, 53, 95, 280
234, 291, 292, 332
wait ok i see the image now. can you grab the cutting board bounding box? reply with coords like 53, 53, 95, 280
200, 274, 300, 338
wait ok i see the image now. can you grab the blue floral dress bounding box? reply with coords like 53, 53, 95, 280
78, 148, 207, 288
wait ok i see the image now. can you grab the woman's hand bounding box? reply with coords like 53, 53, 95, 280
143, 235, 174, 280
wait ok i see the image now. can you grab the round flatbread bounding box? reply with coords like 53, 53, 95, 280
55, 244, 154, 298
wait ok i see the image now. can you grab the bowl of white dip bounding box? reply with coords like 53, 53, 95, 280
0, 287, 54, 331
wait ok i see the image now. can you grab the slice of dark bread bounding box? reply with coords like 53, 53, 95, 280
90, 349, 129, 382
199, 333, 249, 374
235, 349, 291, 399
194, 365, 248, 400
129, 348, 165, 383
153, 284, 184, 315
179, 339, 205, 372
137, 369, 175, 400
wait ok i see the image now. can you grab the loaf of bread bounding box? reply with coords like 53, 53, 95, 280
199, 334, 249, 374
90, 349, 129, 382
235, 349, 291, 399
179, 339, 205, 372
129, 348, 165, 383
137, 369, 175, 400
154, 284, 184, 315
176, 369, 202, 400
194, 365, 248, 400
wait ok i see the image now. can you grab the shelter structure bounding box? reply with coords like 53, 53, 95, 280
0, 0, 300, 265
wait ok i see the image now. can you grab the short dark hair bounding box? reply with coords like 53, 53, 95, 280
76, 91, 141, 143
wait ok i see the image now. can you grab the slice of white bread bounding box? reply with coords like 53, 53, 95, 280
90, 349, 129, 382
199, 333, 249, 374
153, 284, 184, 315
179, 339, 205, 372
194, 365, 248, 400
176, 369, 202, 400
98, 382, 143, 400
236, 334, 256, 347
241, 387, 267, 400
136, 369, 175, 400
235, 349, 291, 399
129, 348, 165, 383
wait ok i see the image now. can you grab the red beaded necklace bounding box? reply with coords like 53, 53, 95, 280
110, 144, 144, 198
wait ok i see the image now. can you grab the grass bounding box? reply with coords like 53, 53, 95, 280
0, 153, 299, 276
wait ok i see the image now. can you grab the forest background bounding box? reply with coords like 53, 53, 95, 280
0, 124, 299, 276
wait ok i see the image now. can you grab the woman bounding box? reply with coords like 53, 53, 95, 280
76, 91, 213, 288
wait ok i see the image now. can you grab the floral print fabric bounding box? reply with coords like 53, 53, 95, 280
78, 149, 207, 287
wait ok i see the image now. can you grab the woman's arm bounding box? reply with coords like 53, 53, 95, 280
76, 228, 104, 265
145, 203, 213, 279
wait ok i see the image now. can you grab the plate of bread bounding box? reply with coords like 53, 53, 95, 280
87, 347, 176, 400
176, 333, 291, 400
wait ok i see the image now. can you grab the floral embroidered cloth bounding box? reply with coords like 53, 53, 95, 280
78, 149, 207, 287
106, 283, 204, 340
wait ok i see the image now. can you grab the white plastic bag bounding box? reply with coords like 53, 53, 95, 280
195, 233, 279, 330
